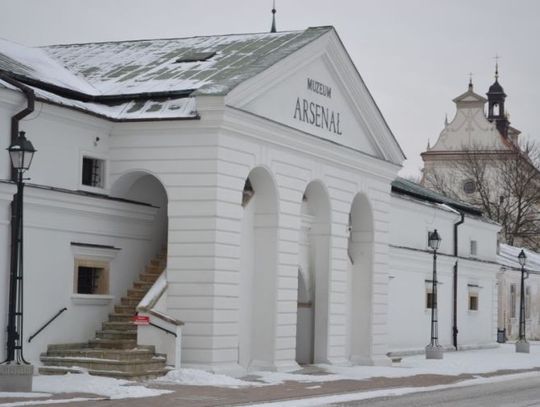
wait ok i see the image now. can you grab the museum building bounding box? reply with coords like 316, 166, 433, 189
0, 27, 500, 377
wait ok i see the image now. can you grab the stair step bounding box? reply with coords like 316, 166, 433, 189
43, 348, 156, 361
40, 355, 166, 374
146, 265, 163, 275
114, 305, 136, 315
103, 321, 136, 331
133, 281, 153, 290
108, 313, 134, 322
121, 297, 140, 307
38, 366, 169, 380
88, 338, 138, 350
127, 289, 146, 300
96, 330, 137, 340
139, 272, 160, 283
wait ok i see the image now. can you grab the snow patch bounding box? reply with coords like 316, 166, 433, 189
154, 368, 256, 388
33, 372, 172, 399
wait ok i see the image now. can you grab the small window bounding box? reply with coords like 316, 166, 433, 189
526, 286, 531, 319
82, 157, 105, 188
74, 260, 109, 295
510, 284, 517, 318
469, 293, 479, 311
463, 179, 476, 194
470, 240, 478, 256
426, 289, 435, 309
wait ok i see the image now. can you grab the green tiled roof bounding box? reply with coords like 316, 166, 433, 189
392, 177, 483, 216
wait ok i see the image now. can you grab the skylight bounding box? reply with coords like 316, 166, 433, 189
175, 52, 216, 63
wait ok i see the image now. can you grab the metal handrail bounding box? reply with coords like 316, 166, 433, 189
149, 322, 177, 337
28, 307, 67, 343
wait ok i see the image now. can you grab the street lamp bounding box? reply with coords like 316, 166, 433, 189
4, 131, 35, 364
426, 229, 443, 359
516, 249, 529, 353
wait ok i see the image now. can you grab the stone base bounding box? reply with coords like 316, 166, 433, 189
425, 344, 444, 359
0, 364, 33, 392
516, 340, 530, 353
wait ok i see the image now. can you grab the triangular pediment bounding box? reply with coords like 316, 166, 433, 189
226, 29, 405, 165
452, 87, 487, 104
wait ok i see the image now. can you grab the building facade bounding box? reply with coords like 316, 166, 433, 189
0, 28, 500, 375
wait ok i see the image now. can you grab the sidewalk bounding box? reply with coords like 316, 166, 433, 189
2, 343, 540, 406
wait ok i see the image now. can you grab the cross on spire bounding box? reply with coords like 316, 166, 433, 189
468, 72, 473, 89
270, 0, 277, 33
494, 54, 501, 80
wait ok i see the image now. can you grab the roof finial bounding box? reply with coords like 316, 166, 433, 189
270, 0, 277, 33
494, 54, 501, 81
445, 113, 448, 126
468, 72, 473, 90
427, 138, 431, 150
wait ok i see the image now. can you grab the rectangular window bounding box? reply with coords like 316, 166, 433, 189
469, 293, 479, 311
510, 284, 517, 318
470, 240, 478, 256
526, 286, 531, 319
426, 290, 435, 309
74, 260, 109, 295
82, 157, 105, 188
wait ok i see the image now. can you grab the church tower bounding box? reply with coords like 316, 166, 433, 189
486, 63, 509, 137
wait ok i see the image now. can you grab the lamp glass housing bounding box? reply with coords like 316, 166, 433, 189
7, 131, 36, 171
428, 229, 442, 251
518, 249, 527, 267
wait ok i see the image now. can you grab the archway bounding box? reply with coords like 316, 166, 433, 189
111, 171, 168, 256
295, 181, 331, 365
239, 167, 279, 370
348, 193, 374, 364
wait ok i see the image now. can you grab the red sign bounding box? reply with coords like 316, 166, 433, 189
132, 315, 150, 325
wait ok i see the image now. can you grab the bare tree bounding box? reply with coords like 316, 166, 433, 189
424, 141, 540, 250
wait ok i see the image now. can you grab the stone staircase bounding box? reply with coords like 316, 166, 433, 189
39, 251, 169, 380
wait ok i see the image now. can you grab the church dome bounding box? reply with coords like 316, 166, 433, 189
488, 79, 505, 94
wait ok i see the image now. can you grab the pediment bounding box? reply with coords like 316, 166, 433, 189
226, 30, 405, 165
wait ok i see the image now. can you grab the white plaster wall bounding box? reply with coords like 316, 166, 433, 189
0, 183, 157, 363
388, 194, 500, 352
0, 90, 112, 192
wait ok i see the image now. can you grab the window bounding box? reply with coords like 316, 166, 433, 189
82, 157, 105, 188
426, 287, 435, 309
74, 260, 109, 295
470, 240, 478, 256
510, 284, 517, 318
469, 293, 479, 311
527, 287, 532, 317
463, 179, 476, 194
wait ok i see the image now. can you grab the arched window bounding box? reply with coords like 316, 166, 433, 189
493, 103, 500, 116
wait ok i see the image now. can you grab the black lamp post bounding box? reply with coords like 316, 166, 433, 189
4, 131, 35, 364
516, 249, 530, 353
426, 229, 443, 359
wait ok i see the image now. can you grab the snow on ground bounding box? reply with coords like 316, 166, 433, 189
3, 343, 540, 405
0, 393, 49, 398
154, 368, 257, 388
32, 372, 172, 399
246, 372, 540, 407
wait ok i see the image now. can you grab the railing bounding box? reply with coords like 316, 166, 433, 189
149, 321, 177, 337
28, 307, 67, 343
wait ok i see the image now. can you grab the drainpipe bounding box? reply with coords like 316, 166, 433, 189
0, 73, 35, 181
453, 212, 465, 350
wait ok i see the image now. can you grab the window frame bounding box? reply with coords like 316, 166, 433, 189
79, 151, 108, 193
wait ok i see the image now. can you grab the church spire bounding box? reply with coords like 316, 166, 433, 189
468, 72, 473, 91
487, 56, 509, 137
270, 0, 277, 33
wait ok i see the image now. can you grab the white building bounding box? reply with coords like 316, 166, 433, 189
0, 27, 500, 377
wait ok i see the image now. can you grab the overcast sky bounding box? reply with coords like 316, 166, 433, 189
1, 0, 538, 177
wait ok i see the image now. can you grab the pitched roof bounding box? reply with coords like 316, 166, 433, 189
0, 27, 332, 120
391, 177, 483, 216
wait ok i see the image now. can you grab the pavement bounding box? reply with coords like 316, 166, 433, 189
1, 366, 540, 407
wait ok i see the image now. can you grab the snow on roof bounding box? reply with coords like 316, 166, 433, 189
498, 243, 540, 273
0, 38, 99, 95
42, 28, 330, 96
0, 27, 332, 120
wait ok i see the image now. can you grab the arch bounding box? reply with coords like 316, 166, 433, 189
239, 166, 279, 370
295, 180, 331, 364
110, 171, 168, 256
348, 193, 374, 364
